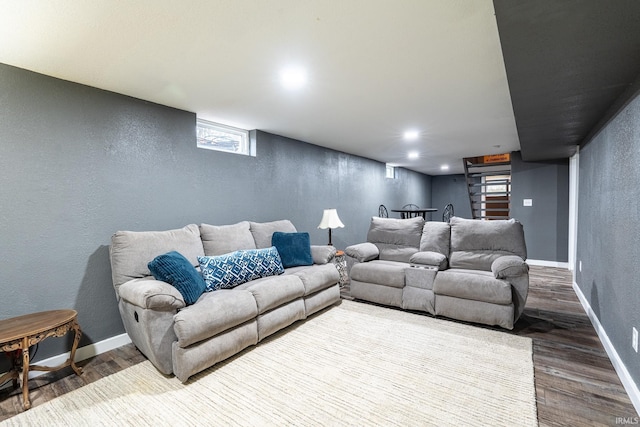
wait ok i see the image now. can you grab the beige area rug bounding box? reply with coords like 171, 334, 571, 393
2, 300, 537, 426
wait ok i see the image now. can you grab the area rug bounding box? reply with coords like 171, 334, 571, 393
2, 300, 537, 426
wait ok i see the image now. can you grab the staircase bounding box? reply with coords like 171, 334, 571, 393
463, 154, 512, 220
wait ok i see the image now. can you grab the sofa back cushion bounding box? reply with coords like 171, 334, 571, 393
249, 220, 297, 248
110, 224, 205, 295
419, 221, 451, 255
449, 217, 527, 271
200, 221, 257, 256
366, 216, 424, 262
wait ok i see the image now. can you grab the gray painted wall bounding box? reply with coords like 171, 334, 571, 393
576, 89, 640, 388
510, 151, 569, 262
0, 63, 431, 362
430, 174, 472, 220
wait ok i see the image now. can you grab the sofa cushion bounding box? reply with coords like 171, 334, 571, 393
250, 220, 297, 249
236, 275, 305, 314
345, 242, 379, 263
173, 289, 258, 348
449, 217, 527, 271
110, 224, 205, 292
271, 232, 313, 268
198, 247, 284, 291
350, 260, 407, 288
147, 251, 207, 305
287, 263, 340, 295
199, 221, 256, 256
367, 216, 424, 262
492, 255, 529, 279
433, 269, 513, 305
409, 251, 448, 270
419, 221, 451, 255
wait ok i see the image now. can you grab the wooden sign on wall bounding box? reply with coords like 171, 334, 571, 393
483, 153, 510, 164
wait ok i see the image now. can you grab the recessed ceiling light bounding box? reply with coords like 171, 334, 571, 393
403, 130, 419, 141
280, 66, 308, 90
408, 151, 419, 159
441, 165, 450, 171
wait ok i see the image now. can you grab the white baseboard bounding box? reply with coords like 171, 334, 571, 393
573, 282, 640, 416
527, 259, 570, 269
1, 333, 131, 386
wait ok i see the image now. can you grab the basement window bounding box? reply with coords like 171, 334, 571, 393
196, 119, 251, 156
386, 164, 396, 179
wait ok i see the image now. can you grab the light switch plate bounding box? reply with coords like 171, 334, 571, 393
523, 199, 533, 207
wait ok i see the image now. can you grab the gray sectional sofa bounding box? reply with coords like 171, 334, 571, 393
345, 216, 529, 329
109, 219, 340, 382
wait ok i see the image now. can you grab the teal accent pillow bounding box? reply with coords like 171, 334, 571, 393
198, 246, 285, 291
272, 232, 313, 268
148, 251, 206, 305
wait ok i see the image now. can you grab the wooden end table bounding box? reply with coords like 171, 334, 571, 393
0, 309, 83, 410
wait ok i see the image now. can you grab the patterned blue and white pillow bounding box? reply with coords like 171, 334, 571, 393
198, 246, 285, 291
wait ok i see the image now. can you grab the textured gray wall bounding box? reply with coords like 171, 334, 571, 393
511, 151, 569, 262
576, 90, 640, 387
0, 63, 431, 362
430, 174, 472, 220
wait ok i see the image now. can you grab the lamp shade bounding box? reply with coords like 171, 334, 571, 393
317, 209, 344, 229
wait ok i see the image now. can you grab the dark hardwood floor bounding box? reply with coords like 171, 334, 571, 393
0, 266, 636, 425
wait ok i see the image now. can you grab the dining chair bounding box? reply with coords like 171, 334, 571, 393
443, 203, 454, 223
378, 204, 388, 218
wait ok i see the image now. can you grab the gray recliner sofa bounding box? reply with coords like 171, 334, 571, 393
345, 216, 529, 330
109, 219, 340, 382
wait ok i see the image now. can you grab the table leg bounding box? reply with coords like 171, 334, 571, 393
69, 321, 83, 376
21, 337, 31, 410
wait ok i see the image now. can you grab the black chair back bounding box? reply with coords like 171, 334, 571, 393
443, 203, 454, 223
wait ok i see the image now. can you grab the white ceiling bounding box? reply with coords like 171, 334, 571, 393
0, 0, 520, 175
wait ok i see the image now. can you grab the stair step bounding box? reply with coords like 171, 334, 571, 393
471, 200, 511, 205
473, 208, 510, 212
469, 192, 511, 197
467, 170, 512, 178
467, 181, 510, 187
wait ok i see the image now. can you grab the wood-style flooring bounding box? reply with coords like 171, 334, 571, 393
0, 266, 637, 425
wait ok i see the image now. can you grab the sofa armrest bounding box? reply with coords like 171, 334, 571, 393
491, 256, 529, 279
310, 245, 336, 264
118, 278, 186, 310
345, 242, 379, 263
409, 251, 448, 270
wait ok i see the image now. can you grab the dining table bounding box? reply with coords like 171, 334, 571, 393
391, 208, 438, 219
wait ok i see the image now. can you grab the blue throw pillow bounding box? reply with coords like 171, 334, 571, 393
148, 251, 206, 305
198, 246, 284, 292
272, 232, 313, 268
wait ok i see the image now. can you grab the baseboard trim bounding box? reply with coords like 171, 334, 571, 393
527, 259, 570, 269
573, 282, 640, 416
1, 333, 132, 386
